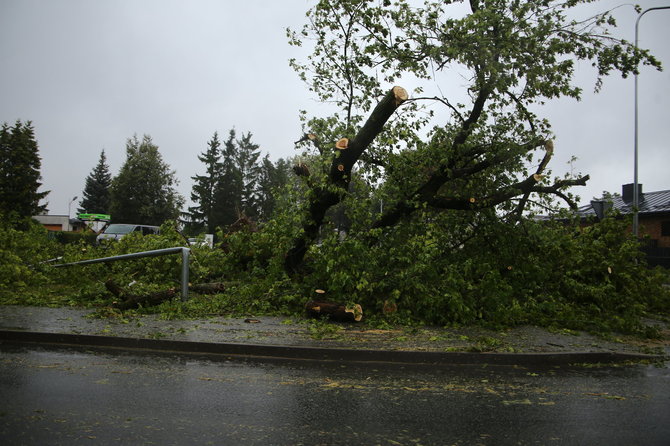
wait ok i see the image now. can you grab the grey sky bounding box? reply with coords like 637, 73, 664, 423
0, 0, 668, 217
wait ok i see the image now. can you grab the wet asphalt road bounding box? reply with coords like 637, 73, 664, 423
0, 344, 669, 446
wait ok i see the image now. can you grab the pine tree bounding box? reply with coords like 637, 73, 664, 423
211, 129, 243, 227
78, 149, 112, 215
0, 120, 49, 220
191, 129, 267, 230
235, 131, 261, 218
189, 132, 222, 233
109, 135, 184, 225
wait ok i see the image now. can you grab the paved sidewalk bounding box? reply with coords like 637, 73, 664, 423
0, 305, 667, 366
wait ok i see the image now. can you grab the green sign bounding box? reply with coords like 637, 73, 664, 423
77, 213, 111, 221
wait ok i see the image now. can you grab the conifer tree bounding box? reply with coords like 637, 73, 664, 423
189, 132, 222, 233
190, 129, 287, 230
0, 120, 49, 220
211, 129, 243, 227
78, 149, 112, 215
110, 135, 183, 225
257, 155, 292, 220
235, 131, 261, 218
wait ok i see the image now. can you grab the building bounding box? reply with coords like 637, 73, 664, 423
33, 213, 110, 233
578, 183, 670, 267
32, 214, 78, 232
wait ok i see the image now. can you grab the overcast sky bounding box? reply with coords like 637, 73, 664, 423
1, 0, 668, 217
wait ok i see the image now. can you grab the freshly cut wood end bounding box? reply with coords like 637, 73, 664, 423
544, 139, 554, 154
315, 289, 326, 294
533, 174, 543, 182
345, 304, 364, 322
337, 164, 345, 172
469, 197, 476, 203
335, 138, 349, 150
392, 86, 409, 106
308, 133, 318, 141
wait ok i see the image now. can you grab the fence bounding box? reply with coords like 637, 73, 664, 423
54, 247, 191, 300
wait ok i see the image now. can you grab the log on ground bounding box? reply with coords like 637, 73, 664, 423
305, 300, 363, 322
106, 279, 176, 310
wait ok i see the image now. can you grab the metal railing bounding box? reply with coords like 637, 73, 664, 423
54, 247, 191, 300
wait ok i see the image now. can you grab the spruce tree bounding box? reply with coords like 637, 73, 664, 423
0, 120, 49, 220
257, 156, 291, 220
189, 132, 222, 233
110, 135, 184, 225
211, 130, 243, 227
235, 131, 261, 218
78, 149, 112, 215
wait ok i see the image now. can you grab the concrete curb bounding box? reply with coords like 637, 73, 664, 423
1, 330, 664, 367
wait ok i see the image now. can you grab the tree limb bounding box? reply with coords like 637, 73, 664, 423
285, 86, 408, 275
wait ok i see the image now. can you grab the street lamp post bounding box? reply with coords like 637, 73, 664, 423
633, 6, 670, 237
68, 196, 78, 230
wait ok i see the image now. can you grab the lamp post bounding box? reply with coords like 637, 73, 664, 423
68, 196, 78, 229
633, 6, 670, 237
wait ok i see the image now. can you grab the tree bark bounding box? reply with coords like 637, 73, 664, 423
305, 300, 363, 322
106, 279, 176, 310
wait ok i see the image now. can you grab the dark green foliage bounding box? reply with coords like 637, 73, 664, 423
189, 132, 222, 234
109, 135, 184, 226
0, 121, 49, 220
235, 131, 262, 218
189, 129, 291, 232
78, 149, 112, 215
51, 230, 98, 246
210, 129, 244, 228
257, 156, 293, 221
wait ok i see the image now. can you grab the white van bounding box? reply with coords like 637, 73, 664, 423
96, 224, 160, 244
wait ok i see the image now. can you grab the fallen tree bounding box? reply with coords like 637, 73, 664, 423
283, 0, 658, 277
106, 280, 228, 310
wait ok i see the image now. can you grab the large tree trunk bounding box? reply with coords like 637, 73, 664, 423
284, 86, 408, 275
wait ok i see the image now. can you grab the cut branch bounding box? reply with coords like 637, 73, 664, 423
106, 279, 176, 310
335, 138, 349, 150
305, 300, 363, 322
514, 139, 554, 218
285, 86, 408, 275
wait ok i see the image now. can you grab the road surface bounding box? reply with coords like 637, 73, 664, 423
1, 344, 668, 445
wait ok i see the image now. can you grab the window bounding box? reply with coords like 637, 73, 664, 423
662, 221, 670, 237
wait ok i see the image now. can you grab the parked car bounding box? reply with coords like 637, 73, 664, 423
96, 224, 160, 244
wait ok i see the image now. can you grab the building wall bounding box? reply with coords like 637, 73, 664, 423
640, 214, 670, 248
33, 215, 72, 232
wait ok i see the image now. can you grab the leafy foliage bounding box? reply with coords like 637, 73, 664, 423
283, 0, 661, 272
0, 216, 58, 292
1, 1, 668, 338
109, 135, 184, 225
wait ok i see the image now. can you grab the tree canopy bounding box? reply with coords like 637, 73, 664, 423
78, 149, 112, 215
188, 129, 292, 233
283, 0, 661, 274
109, 135, 183, 225
0, 120, 49, 221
